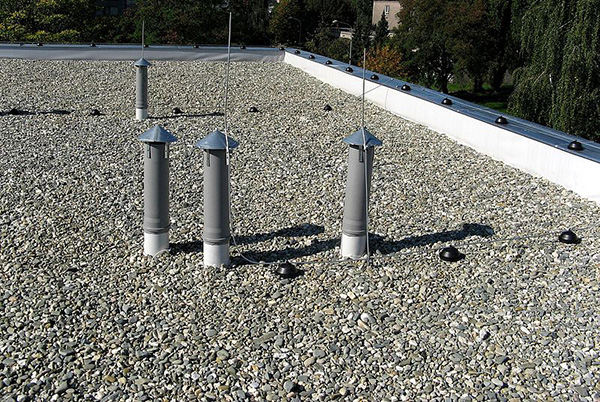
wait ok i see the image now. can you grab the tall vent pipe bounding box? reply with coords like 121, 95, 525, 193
134, 58, 151, 120
195, 130, 239, 267
138, 125, 177, 256
340, 127, 382, 259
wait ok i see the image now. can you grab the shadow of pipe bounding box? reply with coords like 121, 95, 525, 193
372, 223, 494, 255
1, 109, 71, 116
170, 224, 326, 257
231, 238, 339, 266
149, 111, 224, 119
233, 223, 325, 246
170, 240, 203, 255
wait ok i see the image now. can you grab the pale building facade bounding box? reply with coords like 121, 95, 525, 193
372, 0, 402, 29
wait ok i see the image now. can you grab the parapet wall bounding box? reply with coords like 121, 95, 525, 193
284, 50, 600, 204
0, 43, 285, 62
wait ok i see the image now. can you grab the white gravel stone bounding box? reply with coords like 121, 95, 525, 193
0, 59, 599, 401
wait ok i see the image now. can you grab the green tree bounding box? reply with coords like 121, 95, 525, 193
393, 0, 495, 93
305, 23, 351, 61
363, 44, 405, 78
485, 0, 523, 91
230, 0, 270, 45
268, 0, 305, 45
349, 0, 372, 19
351, 13, 372, 63
307, 0, 353, 26
510, 0, 599, 140
551, 0, 600, 140
130, 0, 227, 45
373, 11, 388, 48
507, 0, 585, 131
393, 0, 455, 93
448, 0, 493, 92
0, 0, 97, 42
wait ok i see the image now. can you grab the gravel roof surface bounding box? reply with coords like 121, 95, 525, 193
0, 59, 599, 401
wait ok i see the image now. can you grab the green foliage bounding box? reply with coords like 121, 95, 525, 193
0, 10, 30, 41
307, 0, 353, 26
485, 0, 525, 90
393, 0, 455, 93
393, 0, 497, 93
130, 0, 227, 45
363, 44, 406, 79
230, 0, 270, 45
269, 0, 303, 45
305, 24, 351, 61
508, 0, 600, 140
350, 13, 372, 62
373, 11, 388, 48
0, 0, 96, 42
349, 0, 372, 19
551, 0, 600, 140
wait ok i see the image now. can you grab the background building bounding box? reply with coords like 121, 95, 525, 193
372, 0, 401, 29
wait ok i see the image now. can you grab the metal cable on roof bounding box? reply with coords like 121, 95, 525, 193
224, 225, 598, 268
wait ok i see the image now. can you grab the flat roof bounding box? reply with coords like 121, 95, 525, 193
0, 59, 599, 400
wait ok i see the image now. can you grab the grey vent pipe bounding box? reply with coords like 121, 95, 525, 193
341, 127, 382, 258
134, 58, 151, 120
138, 125, 177, 256
195, 130, 239, 267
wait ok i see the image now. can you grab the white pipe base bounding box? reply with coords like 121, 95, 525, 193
136, 108, 148, 121
204, 242, 230, 268
340, 233, 366, 259
144, 232, 169, 257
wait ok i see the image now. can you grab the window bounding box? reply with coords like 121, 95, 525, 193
384, 5, 390, 16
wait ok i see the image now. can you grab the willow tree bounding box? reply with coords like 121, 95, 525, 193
552, 0, 600, 141
509, 0, 600, 141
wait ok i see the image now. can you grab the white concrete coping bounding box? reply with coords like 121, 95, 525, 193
284, 50, 600, 204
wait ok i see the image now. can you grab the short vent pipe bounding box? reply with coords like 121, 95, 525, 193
195, 130, 239, 267
138, 125, 177, 257
340, 127, 382, 259
134, 58, 151, 120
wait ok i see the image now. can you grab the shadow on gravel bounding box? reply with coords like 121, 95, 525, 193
232, 223, 325, 246
150, 111, 224, 119
231, 238, 339, 266
170, 240, 203, 255
170, 224, 327, 258
169, 224, 492, 261
372, 223, 494, 255
0, 108, 71, 116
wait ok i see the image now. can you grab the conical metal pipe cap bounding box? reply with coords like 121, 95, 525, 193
343, 127, 382, 148
138, 125, 177, 143
134, 58, 152, 67
195, 130, 239, 150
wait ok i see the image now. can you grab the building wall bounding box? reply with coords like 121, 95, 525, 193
372, 1, 401, 29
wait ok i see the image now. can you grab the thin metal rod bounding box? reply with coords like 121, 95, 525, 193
360, 48, 370, 266
141, 20, 145, 59
224, 12, 232, 165
349, 39, 352, 65
361, 48, 366, 128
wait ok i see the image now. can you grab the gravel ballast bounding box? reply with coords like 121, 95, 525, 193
0, 59, 599, 401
